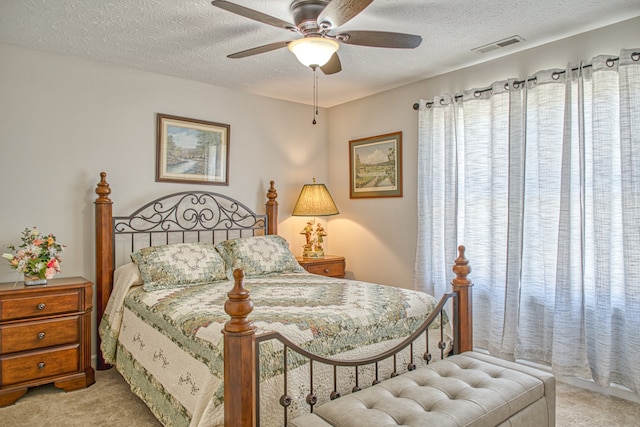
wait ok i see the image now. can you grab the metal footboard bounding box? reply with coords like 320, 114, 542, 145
254, 291, 459, 425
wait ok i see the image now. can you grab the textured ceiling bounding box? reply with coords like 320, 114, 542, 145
0, 0, 639, 107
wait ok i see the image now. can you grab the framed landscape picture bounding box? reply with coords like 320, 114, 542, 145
156, 113, 230, 185
349, 131, 403, 199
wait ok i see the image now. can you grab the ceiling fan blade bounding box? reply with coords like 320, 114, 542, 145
227, 41, 291, 59
317, 0, 373, 29
337, 30, 422, 48
211, 0, 295, 31
320, 53, 342, 75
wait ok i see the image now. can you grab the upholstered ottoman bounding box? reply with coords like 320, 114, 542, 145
289, 351, 555, 427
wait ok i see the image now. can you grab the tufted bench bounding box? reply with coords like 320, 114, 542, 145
289, 351, 555, 427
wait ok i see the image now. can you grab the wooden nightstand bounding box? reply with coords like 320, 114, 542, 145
296, 255, 346, 278
0, 276, 95, 406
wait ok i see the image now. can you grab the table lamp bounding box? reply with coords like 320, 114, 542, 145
292, 178, 339, 258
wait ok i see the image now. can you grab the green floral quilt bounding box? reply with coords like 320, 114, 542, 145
99, 266, 449, 427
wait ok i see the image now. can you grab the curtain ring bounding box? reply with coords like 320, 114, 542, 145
426, 102, 433, 109
503, 83, 509, 91
632, 52, 640, 62
552, 72, 560, 80
439, 98, 445, 105
474, 90, 482, 98
606, 58, 615, 67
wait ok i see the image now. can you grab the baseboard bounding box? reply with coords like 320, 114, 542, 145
555, 375, 640, 404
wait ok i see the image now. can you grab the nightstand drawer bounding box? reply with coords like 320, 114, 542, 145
305, 262, 345, 277
0, 291, 81, 321
1, 345, 79, 386
1, 316, 80, 354
297, 256, 346, 278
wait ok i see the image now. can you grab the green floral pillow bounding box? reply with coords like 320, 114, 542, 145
131, 242, 228, 291
215, 235, 304, 278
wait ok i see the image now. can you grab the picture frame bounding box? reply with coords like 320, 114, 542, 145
156, 113, 230, 185
349, 131, 403, 199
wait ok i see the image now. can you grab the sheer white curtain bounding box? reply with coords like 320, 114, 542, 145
415, 49, 640, 393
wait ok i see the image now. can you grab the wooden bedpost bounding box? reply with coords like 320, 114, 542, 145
94, 172, 114, 370
223, 269, 257, 427
451, 245, 473, 353
265, 180, 278, 235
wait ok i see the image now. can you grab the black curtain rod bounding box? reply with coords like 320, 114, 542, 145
412, 54, 633, 110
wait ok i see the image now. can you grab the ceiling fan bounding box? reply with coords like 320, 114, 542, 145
211, 0, 423, 75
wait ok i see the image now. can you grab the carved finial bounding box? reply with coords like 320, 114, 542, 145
265, 180, 279, 235
266, 180, 278, 207
224, 269, 256, 334
452, 245, 472, 288
95, 172, 112, 203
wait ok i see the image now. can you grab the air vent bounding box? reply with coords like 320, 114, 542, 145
471, 35, 525, 54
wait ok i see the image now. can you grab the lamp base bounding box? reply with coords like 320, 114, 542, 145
302, 248, 325, 258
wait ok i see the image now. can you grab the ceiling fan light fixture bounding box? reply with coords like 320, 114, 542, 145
288, 37, 339, 67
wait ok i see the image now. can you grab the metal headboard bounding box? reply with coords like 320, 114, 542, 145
112, 191, 267, 268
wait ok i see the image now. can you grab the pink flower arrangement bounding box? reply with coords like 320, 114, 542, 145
2, 227, 64, 279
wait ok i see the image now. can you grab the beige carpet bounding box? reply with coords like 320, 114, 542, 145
1, 368, 639, 426
0, 369, 160, 427
555, 381, 640, 426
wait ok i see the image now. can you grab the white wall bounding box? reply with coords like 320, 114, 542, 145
327, 16, 640, 289
0, 45, 330, 284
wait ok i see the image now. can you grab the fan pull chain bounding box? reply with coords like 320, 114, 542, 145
312, 65, 318, 125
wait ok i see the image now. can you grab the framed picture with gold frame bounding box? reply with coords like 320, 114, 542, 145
349, 131, 403, 198
156, 113, 230, 185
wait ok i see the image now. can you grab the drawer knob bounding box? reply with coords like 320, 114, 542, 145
324, 268, 330, 273
37, 332, 46, 340
37, 303, 46, 310
37, 362, 45, 370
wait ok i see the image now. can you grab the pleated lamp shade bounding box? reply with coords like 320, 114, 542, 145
292, 180, 339, 217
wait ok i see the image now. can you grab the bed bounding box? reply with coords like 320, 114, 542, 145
93, 172, 473, 427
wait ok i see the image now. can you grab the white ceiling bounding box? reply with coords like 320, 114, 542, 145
1, 0, 639, 107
